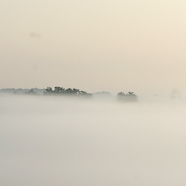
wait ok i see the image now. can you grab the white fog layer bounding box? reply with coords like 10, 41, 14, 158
1, 96, 186, 186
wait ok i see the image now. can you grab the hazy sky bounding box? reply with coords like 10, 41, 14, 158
1, 0, 186, 94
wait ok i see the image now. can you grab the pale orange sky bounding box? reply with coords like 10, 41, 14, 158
1, 0, 186, 95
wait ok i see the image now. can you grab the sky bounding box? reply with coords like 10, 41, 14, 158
1, 0, 186, 95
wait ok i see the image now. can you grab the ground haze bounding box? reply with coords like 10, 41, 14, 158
1, 96, 186, 186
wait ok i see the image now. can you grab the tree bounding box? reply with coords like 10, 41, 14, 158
46, 87, 53, 93
117, 91, 138, 102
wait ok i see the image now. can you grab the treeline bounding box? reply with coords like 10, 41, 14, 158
0, 88, 45, 94
44, 87, 92, 98
0, 87, 138, 102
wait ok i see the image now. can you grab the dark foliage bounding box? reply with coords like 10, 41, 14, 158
44, 87, 92, 98
117, 91, 138, 102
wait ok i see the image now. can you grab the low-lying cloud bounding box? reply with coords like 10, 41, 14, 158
1, 96, 186, 186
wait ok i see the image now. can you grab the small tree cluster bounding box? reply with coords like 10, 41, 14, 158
117, 91, 138, 102
44, 87, 92, 98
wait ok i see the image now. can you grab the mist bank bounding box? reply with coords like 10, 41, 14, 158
1, 93, 185, 106
1, 96, 186, 186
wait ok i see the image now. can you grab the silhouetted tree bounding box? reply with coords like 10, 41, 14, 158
46, 87, 53, 93
117, 91, 138, 102
54, 87, 65, 94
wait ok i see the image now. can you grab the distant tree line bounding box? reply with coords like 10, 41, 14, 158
44, 87, 92, 98
0, 87, 138, 102
0, 88, 45, 94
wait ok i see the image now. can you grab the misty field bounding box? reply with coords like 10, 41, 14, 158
1, 96, 186, 186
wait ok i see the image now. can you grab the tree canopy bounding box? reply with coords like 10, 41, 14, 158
117, 91, 138, 102
44, 87, 92, 98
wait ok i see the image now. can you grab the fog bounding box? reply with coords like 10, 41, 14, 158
1, 96, 186, 186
